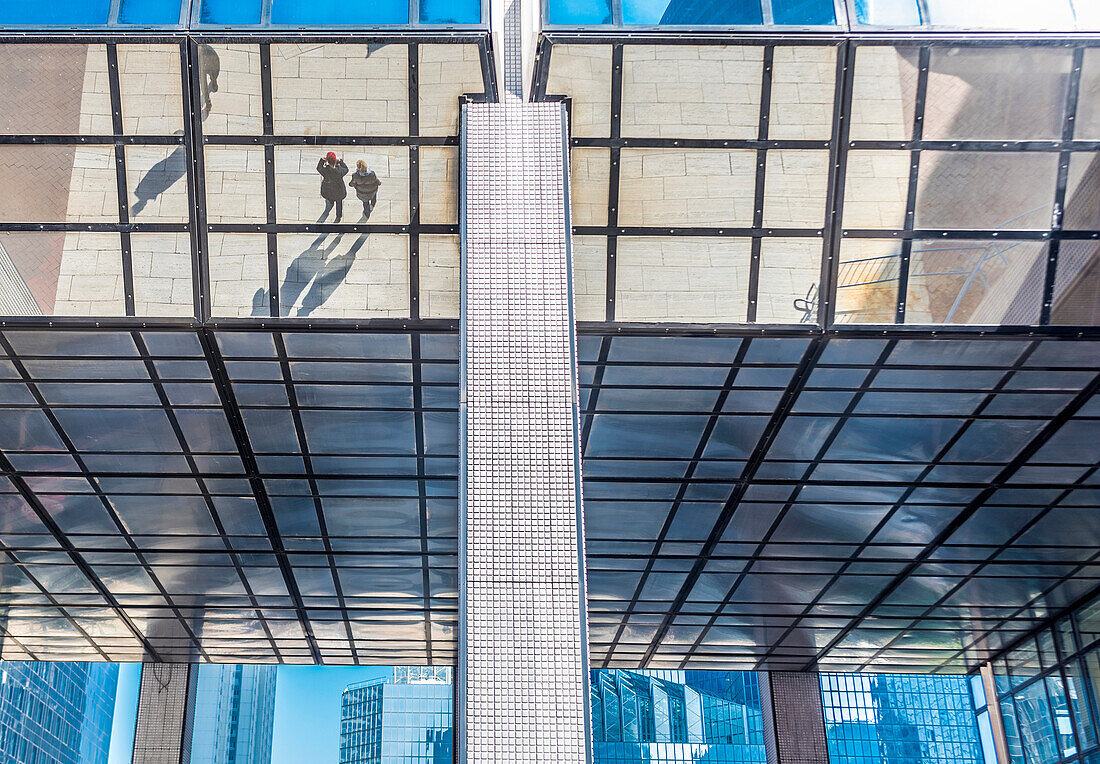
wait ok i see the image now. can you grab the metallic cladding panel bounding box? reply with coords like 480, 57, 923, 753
759, 671, 829, 764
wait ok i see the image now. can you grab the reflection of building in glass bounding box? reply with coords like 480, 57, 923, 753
0, 661, 118, 764
590, 669, 765, 763
189, 664, 277, 764
340, 667, 453, 764
821, 673, 986, 764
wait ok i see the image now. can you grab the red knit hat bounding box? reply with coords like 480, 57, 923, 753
325, 152, 337, 162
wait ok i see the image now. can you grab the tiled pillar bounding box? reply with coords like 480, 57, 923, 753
759, 672, 829, 764
131, 663, 196, 764
459, 100, 591, 763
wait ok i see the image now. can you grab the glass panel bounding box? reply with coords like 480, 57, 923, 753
0, 0, 111, 25
274, 147, 409, 225
842, 150, 911, 229
204, 146, 267, 223
208, 232, 269, 318
420, 0, 481, 23
418, 44, 485, 137
52, 232, 126, 316
763, 150, 830, 227
850, 46, 919, 141
118, 44, 184, 135
770, 46, 836, 140
1079, 49, 1100, 141
621, 45, 763, 139
547, 0, 611, 25
198, 43, 263, 135
0, 45, 112, 135
1016, 680, 1060, 764
1001, 696, 1027, 764
419, 146, 458, 225
1046, 675, 1078, 758
195, 0, 262, 25
757, 238, 821, 323
915, 152, 1058, 230
419, 234, 459, 319
1067, 661, 1098, 750
0, 146, 117, 223
270, 44, 409, 136
269, 0, 409, 24
570, 148, 610, 227
835, 240, 901, 323
545, 45, 612, 139
117, 0, 182, 25
1065, 152, 1100, 232
573, 235, 607, 321
905, 240, 1046, 325
616, 236, 750, 322
1082, 598, 1100, 648
1050, 239, 1100, 325
618, 149, 755, 227
276, 233, 408, 318
923, 48, 1073, 141
126, 145, 188, 222
853, 0, 1091, 30
131, 232, 193, 317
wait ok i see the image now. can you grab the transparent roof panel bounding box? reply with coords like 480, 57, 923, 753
853, 0, 1100, 30
547, 0, 841, 27
0, 0, 186, 26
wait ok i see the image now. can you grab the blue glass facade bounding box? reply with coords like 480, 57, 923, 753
821, 673, 988, 764
0, 662, 118, 764
189, 664, 277, 764
991, 592, 1100, 764
340, 667, 453, 764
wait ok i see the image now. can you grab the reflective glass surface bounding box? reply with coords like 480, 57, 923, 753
852, 0, 1100, 31
546, 0, 839, 27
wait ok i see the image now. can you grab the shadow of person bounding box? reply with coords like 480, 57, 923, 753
130, 142, 186, 216
297, 231, 369, 317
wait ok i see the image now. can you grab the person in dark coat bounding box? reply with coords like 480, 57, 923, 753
347, 159, 381, 219
317, 152, 348, 222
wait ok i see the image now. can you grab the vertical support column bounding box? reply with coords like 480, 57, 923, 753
131, 664, 196, 764
759, 672, 829, 764
459, 101, 591, 763
981, 663, 1012, 764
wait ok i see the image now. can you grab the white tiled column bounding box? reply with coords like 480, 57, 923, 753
459, 101, 591, 763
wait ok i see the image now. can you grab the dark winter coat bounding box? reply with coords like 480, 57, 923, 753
317, 159, 348, 201
348, 169, 381, 200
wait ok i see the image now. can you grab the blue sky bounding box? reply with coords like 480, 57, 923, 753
106, 663, 390, 763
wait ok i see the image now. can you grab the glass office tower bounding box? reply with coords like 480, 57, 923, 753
0, 662, 118, 764
189, 664, 277, 764
340, 668, 453, 764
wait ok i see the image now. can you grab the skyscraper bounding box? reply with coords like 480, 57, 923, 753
340, 668, 453, 764
189, 664, 277, 764
0, 661, 118, 764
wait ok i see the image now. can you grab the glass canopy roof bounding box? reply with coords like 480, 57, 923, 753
0, 0, 484, 28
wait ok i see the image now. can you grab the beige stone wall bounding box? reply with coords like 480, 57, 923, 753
271, 44, 408, 136
570, 148, 609, 227
842, 150, 910, 229
77, 45, 113, 135
53, 232, 125, 316
762, 150, 830, 228
621, 45, 762, 139
208, 233, 269, 318
274, 147, 409, 224
757, 239, 822, 323
419, 147, 458, 225
545, 45, 612, 139
419, 234, 459, 319
204, 146, 268, 224
118, 45, 185, 134
131, 232, 193, 317
850, 46, 914, 141
616, 237, 750, 322
770, 46, 836, 140
618, 149, 755, 227
419, 44, 484, 137
572, 235, 607, 321
201, 43, 264, 136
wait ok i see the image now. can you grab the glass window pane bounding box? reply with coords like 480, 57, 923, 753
0, 146, 117, 224
419, 146, 458, 225
208, 232, 269, 318
130, 232, 193, 317
547, 0, 611, 25
915, 152, 1058, 230
619, 149, 755, 227
118, 44, 184, 135
196, 0, 262, 26
905, 240, 1046, 325
769, 46, 836, 140
644, 0, 763, 25
545, 45, 612, 139
271, 44, 409, 136
1079, 49, 1100, 140
1050, 239, 1100, 325
763, 150, 829, 227
269, 0, 408, 24
1065, 152, 1100, 232
1016, 680, 1060, 764
126, 145, 188, 222
842, 150, 911, 229
276, 233, 408, 318
616, 236, 750, 322
573, 235, 608, 322
1067, 661, 1098, 750
0, 45, 112, 135
418, 45, 485, 137
198, 43, 263, 135
420, 0, 481, 23
53, 232, 126, 316
419, 234, 459, 319
570, 148, 609, 227
621, 45, 762, 139
275, 147, 409, 225
850, 46, 919, 141
757, 238, 821, 323
835, 240, 901, 323
923, 48, 1073, 141
204, 146, 267, 223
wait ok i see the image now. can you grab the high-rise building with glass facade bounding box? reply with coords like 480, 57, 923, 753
340, 667, 453, 764
189, 664, 277, 764
0, 662, 118, 764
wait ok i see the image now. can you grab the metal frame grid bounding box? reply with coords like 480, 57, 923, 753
577, 329, 1100, 673
0, 32, 495, 326
533, 33, 1100, 330
0, 325, 460, 665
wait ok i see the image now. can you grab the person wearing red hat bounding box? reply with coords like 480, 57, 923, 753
316, 152, 348, 223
